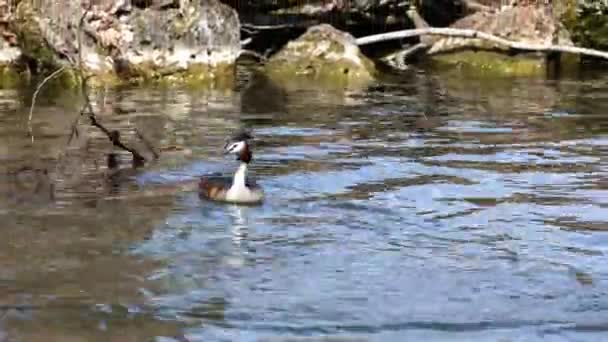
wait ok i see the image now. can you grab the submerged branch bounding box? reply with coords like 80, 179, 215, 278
71, 3, 147, 166
135, 128, 159, 160
27, 65, 66, 141
356, 27, 608, 60
66, 112, 81, 146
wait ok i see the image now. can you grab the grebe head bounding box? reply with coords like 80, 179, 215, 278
224, 130, 254, 163
224, 140, 247, 155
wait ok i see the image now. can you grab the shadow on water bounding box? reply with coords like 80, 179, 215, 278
1, 64, 608, 341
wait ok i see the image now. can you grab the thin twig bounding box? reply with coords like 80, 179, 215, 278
381, 43, 428, 69
241, 27, 257, 35
27, 65, 66, 142
401, 42, 429, 58
462, 0, 495, 13
355, 27, 608, 60
240, 37, 252, 46
241, 23, 293, 30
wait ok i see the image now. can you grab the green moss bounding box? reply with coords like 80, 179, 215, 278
0, 65, 85, 92
43, 59, 236, 90
560, 0, 608, 51
104, 61, 236, 90
13, 62, 236, 98
0, 64, 26, 89
573, 14, 608, 50
159, 63, 236, 89
429, 51, 579, 77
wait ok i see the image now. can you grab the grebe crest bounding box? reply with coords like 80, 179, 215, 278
199, 131, 264, 205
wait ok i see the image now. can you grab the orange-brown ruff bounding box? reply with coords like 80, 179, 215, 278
199, 138, 264, 204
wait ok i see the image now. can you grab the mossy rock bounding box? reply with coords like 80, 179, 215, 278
0, 64, 26, 89
429, 50, 579, 77
265, 24, 376, 90
11, 1, 63, 73
6, 0, 240, 90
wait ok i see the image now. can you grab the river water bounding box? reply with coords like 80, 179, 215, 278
0, 65, 607, 341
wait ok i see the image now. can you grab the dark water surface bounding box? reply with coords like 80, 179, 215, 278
1, 66, 608, 342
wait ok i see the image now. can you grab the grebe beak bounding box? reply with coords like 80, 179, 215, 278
223, 140, 231, 154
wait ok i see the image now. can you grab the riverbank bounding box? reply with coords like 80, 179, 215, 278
0, 0, 607, 92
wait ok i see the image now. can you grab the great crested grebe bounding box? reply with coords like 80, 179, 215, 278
198, 131, 264, 204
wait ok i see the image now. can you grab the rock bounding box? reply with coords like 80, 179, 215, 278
125, 0, 241, 74
264, 24, 376, 89
0, 24, 21, 65
429, 4, 574, 55
425, 4, 579, 77
0, 1, 20, 66
12, 0, 115, 76
12, 0, 241, 86
0, 40, 20, 64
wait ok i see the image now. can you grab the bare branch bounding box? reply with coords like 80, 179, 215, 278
381, 43, 428, 70
356, 27, 608, 60
241, 23, 294, 30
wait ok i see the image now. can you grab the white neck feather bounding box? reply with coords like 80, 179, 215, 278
232, 162, 248, 190
225, 160, 263, 203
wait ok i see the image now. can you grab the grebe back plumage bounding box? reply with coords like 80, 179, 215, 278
199, 132, 264, 204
